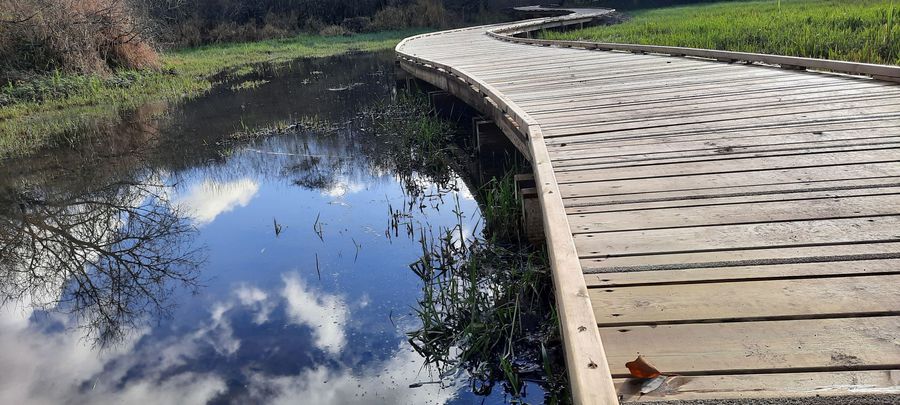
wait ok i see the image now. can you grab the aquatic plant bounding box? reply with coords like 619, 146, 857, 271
478, 169, 523, 243
403, 190, 567, 401
361, 90, 459, 195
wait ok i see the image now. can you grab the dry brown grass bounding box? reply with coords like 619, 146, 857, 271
0, 0, 159, 79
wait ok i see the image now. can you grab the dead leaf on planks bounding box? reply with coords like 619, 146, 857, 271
625, 356, 670, 395
625, 355, 661, 379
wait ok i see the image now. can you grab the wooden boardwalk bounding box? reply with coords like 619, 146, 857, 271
396, 8, 900, 404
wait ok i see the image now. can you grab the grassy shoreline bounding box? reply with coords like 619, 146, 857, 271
0, 30, 422, 159
545, 0, 898, 65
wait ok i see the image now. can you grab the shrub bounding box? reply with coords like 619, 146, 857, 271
0, 0, 159, 79
371, 0, 453, 31
371, 6, 411, 30
410, 0, 449, 28
302, 17, 327, 34
319, 25, 349, 36
341, 16, 373, 33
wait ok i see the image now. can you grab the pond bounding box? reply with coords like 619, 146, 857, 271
0, 51, 553, 404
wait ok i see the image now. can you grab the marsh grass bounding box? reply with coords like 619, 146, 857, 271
405, 195, 564, 400
362, 90, 460, 195
545, 0, 900, 65
0, 30, 422, 159
479, 170, 524, 243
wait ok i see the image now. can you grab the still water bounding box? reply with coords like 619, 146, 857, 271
0, 51, 547, 403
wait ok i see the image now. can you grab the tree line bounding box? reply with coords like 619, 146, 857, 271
0, 0, 535, 80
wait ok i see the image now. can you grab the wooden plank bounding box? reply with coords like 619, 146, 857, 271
513, 68, 814, 104
476, 54, 697, 79
547, 122, 900, 155
585, 259, 900, 287
524, 76, 852, 112
544, 111, 900, 140
560, 163, 900, 201
555, 140, 900, 172
569, 193, 900, 233
541, 99, 900, 134
614, 370, 900, 401
574, 216, 900, 258
533, 87, 900, 123
482, 57, 709, 82
591, 274, 900, 325
556, 149, 900, 184
543, 116, 900, 146
599, 316, 900, 377
566, 184, 900, 215
581, 241, 900, 272
497, 64, 732, 93
500, 67, 828, 98
497, 61, 778, 90
548, 126, 900, 160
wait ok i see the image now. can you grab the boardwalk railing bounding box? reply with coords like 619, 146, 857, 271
489, 7, 900, 82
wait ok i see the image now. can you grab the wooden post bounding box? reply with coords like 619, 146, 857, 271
473, 119, 517, 166
515, 173, 544, 244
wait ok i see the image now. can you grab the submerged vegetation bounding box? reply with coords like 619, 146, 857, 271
545, 0, 900, 65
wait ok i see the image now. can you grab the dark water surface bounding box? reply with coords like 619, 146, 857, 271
0, 51, 546, 404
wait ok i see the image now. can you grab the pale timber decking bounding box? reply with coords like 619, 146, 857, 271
396, 8, 900, 404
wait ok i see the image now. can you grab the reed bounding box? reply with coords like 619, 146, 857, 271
399, 171, 568, 400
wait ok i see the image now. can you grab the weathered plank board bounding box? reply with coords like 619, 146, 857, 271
569, 193, 900, 233
599, 316, 900, 377
581, 241, 900, 272
574, 216, 900, 257
585, 259, 900, 287
615, 370, 900, 401
567, 185, 900, 215
591, 274, 900, 325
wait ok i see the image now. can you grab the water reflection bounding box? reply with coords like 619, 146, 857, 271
0, 51, 545, 404
177, 178, 259, 225
0, 173, 202, 346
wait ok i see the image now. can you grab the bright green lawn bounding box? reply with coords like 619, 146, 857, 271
0, 30, 422, 159
545, 0, 899, 65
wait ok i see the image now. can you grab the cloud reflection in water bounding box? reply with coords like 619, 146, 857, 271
0, 273, 461, 404
176, 178, 259, 225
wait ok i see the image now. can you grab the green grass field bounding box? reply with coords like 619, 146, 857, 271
545, 0, 898, 65
0, 30, 421, 159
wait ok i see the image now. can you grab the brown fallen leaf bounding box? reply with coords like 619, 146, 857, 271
625, 355, 661, 379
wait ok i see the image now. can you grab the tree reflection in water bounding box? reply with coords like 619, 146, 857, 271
0, 173, 203, 346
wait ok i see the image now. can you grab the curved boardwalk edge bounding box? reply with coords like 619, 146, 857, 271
397, 9, 620, 405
